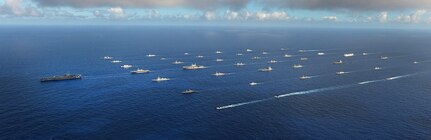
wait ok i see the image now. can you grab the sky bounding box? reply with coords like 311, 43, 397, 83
1, 0, 431, 27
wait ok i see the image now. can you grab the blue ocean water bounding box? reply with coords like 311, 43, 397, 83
1, 26, 431, 139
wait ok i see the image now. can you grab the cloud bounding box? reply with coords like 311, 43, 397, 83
222, 10, 290, 21
322, 16, 337, 21
396, 9, 427, 23
204, 11, 217, 20
261, 0, 431, 11
107, 7, 125, 18
379, 11, 388, 23
0, 0, 42, 17
32, 0, 250, 10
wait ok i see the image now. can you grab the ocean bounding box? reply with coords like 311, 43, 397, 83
1, 25, 431, 139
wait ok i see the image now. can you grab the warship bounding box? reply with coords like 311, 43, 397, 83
40, 74, 82, 82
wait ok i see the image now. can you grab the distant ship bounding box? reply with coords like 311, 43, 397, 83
252, 56, 261, 60
344, 53, 355, 57
333, 60, 343, 64
280, 48, 287, 51
152, 76, 170, 82
234, 62, 246, 66
317, 52, 325, 56
103, 56, 113, 60
121, 65, 133, 69
298, 50, 305, 52
215, 51, 222, 54
262, 52, 269, 55
160, 57, 167, 60
146, 54, 157, 57
182, 89, 198, 94
184, 52, 190, 55
259, 67, 273, 72
246, 49, 253, 52
300, 57, 308, 61
172, 60, 184, 64
268, 60, 278, 64
293, 64, 303, 68
374, 67, 382, 70
381, 56, 389, 60
362, 53, 369, 56
283, 54, 293, 58
215, 59, 224, 62
196, 55, 204, 58
336, 71, 347, 75
111, 60, 122, 63
413, 61, 419, 64
213, 72, 227, 76
249, 82, 259, 86
183, 64, 207, 70
300, 75, 311, 80
40, 74, 82, 82
131, 69, 150, 74
236, 53, 244, 56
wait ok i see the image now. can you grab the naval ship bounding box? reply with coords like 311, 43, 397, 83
40, 74, 82, 82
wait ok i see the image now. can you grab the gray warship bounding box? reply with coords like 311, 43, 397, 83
40, 74, 82, 82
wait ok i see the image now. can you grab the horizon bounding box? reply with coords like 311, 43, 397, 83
1, 0, 431, 28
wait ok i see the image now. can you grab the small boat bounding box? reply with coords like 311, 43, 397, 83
215, 59, 224, 62
262, 52, 269, 55
196, 55, 204, 58
300, 58, 308, 61
293, 64, 303, 68
336, 71, 347, 75
249, 82, 259, 86
111, 60, 122, 63
184, 52, 190, 55
246, 49, 253, 52
182, 89, 198, 94
299, 75, 311, 80
183, 64, 207, 70
317, 52, 325, 56
333, 60, 343, 64
146, 54, 157, 57
381, 56, 389, 60
252, 56, 261, 60
234, 62, 246, 66
283, 54, 293, 58
259, 67, 273, 72
172, 60, 184, 64
362, 53, 369, 56
152, 76, 170, 82
103, 56, 113, 60
121, 65, 133, 69
131, 69, 150, 74
212, 72, 227, 77
413, 61, 419, 64
160, 57, 167, 60
268, 60, 278, 64
374, 67, 382, 70
215, 51, 222, 54
236, 53, 244, 56
344, 53, 355, 57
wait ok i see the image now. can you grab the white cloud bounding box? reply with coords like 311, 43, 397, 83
322, 16, 337, 21
0, 0, 42, 17
204, 11, 217, 20
379, 11, 388, 23
225, 10, 239, 20
396, 9, 427, 23
107, 7, 125, 18
255, 11, 289, 21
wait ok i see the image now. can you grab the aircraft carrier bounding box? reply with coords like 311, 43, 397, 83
40, 74, 82, 82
